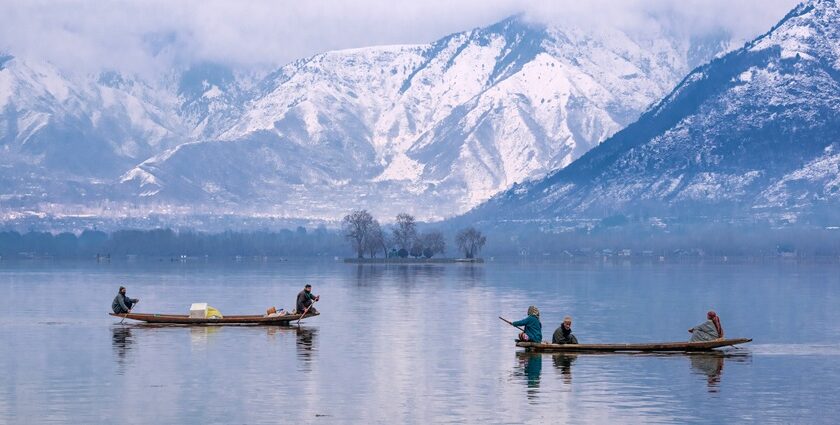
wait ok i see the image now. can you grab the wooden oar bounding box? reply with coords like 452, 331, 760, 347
499, 316, 524, 332
297, 300, 316, 326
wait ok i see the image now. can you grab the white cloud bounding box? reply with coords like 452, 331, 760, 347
0, 0, 799, 76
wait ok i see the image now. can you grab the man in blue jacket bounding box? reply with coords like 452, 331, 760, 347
513, 305, 542, 343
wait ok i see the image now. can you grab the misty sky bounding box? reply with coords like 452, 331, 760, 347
0, 0, 800, 75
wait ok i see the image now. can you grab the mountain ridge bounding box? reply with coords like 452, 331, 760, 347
118, 15, 725, 219
1, 15, 731, 221
464, 0, 840, 225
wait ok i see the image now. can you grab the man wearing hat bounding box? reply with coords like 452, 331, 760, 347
112, 286, 139, 314
296, 284, 320, 314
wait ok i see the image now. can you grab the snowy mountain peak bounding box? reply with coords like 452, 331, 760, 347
750, 0, 839, 58
466, 0, 840, 224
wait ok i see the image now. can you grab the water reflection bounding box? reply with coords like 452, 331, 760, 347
552, 354, 578, 385
189, 326, 221, 346
457, 264, 484, 286
515, 352, 542, 400
688, 352, 752, 393
515, 351, 754, 396
393, 265, 444, 287
295, 327, 318, 364
353, 264, 449, 288
264, 326, 319, 370
111, 326, 133, 370
354, 265, 385, 286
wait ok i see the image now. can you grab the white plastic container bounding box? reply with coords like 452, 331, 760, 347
189, 303, 208, 318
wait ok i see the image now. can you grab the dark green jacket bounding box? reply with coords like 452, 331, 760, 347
513, 315, 542, 342
296, 290, 316, 312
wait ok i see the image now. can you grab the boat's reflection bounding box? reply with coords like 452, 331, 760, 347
110, 324, 320, 372
514, 350, 753, 396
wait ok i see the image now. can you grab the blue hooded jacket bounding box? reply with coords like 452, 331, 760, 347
512, 314, 542, 342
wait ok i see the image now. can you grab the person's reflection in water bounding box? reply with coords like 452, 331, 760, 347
552, 354, 578, 385
111, 326, 133, 371
689, 353, 725, 392
295, 327, 319, 370
515, 353, 542, 400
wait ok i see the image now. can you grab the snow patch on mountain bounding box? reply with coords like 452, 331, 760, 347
759, 146, 840, 208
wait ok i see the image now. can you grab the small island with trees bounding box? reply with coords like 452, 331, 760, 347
342, 210, 486, 263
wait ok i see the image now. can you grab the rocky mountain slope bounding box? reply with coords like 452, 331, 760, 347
466, 0, 840, 225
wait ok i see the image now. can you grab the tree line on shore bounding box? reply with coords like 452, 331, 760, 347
342, 210, 486, 259
0, 227, 344, 258
2, 218, 837, 259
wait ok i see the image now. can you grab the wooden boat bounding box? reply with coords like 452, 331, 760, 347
517, 338, 752, 353
109, 311, 319, 325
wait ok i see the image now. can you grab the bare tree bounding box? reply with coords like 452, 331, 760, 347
383, 233, 393, 258
343, 210, 374, 258
420, 231, 446, 258
456, 227, 486, 259
409, 239, 424, 258
365, 220, 386, 258
392, 213, 417, 250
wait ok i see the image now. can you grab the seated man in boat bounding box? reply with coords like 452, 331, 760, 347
689, 310, 724, 342
512, 306, 542, 343
112, 286, 139, 314
552, 316, 579, 344
296, 284, 320, 314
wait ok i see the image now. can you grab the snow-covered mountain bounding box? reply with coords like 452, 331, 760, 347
466, 0, 840, 224
0, 55, 255, 213
0, 54, 190, 211
1, 16, 730, 221
117, 16, 728, 220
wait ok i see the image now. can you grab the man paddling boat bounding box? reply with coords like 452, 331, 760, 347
296, 284, 320, 314
512, 306, 542, 343
112, 286, 139, 314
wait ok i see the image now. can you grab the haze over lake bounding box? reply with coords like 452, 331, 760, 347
1, 259, 838, 424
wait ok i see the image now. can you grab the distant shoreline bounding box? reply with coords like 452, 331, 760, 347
343, 258, 484, 264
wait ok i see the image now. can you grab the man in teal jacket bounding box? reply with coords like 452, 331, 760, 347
513, 305, 542, 342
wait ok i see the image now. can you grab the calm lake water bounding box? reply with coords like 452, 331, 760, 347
1, 258, 839, 424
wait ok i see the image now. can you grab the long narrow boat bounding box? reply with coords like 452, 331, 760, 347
109, 311, 319, 325
517, 338, 752, 353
